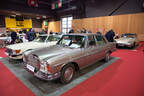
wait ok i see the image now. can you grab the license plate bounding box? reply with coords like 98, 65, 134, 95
27, 64, 35, 72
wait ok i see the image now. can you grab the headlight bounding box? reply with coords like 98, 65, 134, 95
41, 60, 51, 73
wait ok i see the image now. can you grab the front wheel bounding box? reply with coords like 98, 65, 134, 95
60, 64, 75, 84
104, 52, 110, 62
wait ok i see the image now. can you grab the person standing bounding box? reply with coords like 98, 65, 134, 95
26, 29, 36, 41
11, 31, 17, 44
105, 29, 115, 42
81, 28, 87, 33
69, 28, 74, 33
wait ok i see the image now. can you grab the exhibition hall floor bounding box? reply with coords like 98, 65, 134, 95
0, 42, 144, 96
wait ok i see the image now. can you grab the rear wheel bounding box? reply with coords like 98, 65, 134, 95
60, 64, 75, 84
132, 42, 136, 48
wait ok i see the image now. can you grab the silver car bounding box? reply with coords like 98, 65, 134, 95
114, 33, 139, 48
23, 33, 116, 84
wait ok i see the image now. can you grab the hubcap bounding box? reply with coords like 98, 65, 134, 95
64, 67, 74, 81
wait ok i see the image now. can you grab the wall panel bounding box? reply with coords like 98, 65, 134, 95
72, 13, 144, 41
48, 21, 60, 32
50, 13, 144, 41
72, 19, 83, 31
112, 14, 130, 34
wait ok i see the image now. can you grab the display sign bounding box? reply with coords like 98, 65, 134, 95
5, 17, 32, 28
16, 21, 24, 27
44, 21, 48, 26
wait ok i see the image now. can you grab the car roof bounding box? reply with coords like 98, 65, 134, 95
39, 34, 48, 36
39, 34, 62, 37
64, 33, 99, 36
122, 33, 136, 35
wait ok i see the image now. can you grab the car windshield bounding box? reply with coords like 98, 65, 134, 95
121, 34, 136, 38
47, 35, 61, 41
57, 35, 86, 48
34, 36, 47, 42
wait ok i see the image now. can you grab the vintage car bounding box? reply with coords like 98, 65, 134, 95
5, 34, 61, 59
0, 32, 11, 43
114, 33, 139, 48
23, 33, 116, 84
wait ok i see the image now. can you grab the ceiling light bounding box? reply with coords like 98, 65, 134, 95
42, 16, 47, 18
16, 13, 21, 16
36, 17, 40, 19
11, 15, 16, 17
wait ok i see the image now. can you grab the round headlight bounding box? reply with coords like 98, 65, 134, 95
41, 60, 51, 73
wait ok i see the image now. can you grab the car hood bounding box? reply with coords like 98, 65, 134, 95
6, 41, 57, 53
115, 37, 135, 43
0, 37, 11, 41
27, 45, 72, 60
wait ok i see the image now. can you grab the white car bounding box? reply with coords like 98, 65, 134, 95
0, 32, 11, 43
114, 33, 139, 48
5, 34, 61, 59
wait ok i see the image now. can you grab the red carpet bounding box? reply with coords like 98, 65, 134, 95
136, 42, 144, 52
0, 62, 35, 96
62, 44, 144, 96
0, 48, 8, 58
0, 42, 144, 96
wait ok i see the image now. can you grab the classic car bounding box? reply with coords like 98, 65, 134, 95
5, 34, 61, 59
23, 33, 116, 84
0, 32, 11, 43
114, 33, 139, 48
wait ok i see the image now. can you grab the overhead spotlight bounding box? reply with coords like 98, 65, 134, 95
36, 17, 40, 19
16, 13, 21, 16
42, 16, 47, 18
11, 15, 16, 17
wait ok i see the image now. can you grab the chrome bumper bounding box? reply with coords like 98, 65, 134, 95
6, 52, 23, 59
117, 43, 133, 47
24, 63, 61, 81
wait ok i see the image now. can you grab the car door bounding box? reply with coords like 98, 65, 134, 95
82, 35, 100, 67
95, 35, 108, 59
70, 35, 89, 68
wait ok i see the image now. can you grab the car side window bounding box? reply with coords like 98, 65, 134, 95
87, 35, 96, 47
95, 35, 106, 45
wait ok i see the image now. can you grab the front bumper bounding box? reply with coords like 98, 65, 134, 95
5, 48, 23, 59
5, 52, 23, 59
117, 43, 133, 47
24, 63, 61, 81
